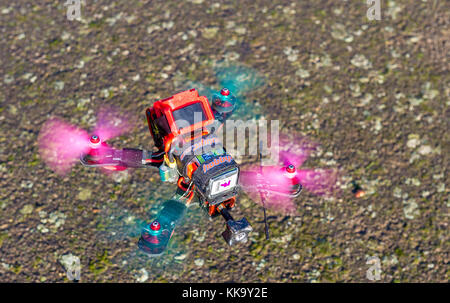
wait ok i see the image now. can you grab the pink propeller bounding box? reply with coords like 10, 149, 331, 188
240, 164, 299, 214
38, 106, 135, 175
278, 134, 339, 196
239, 134, 339, 214
93, 106, 134, 142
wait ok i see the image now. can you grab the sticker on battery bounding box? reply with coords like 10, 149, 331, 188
209, 168, 238, 196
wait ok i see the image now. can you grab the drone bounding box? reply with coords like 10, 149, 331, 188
38, 65, 337, 256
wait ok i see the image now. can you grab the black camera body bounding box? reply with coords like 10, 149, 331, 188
192, 155, 240, 206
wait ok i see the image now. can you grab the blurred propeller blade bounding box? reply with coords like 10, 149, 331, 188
214, 64, 265, 97
240, 134, 340, 213
38, 117, 91, 175
38, 106, 136, 175
93, 106, 135, 142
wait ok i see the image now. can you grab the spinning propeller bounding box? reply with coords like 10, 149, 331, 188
96, 197, 198, 274
178, 62, 266, 119
38, 106, 135, 175
239, 135, 340, 214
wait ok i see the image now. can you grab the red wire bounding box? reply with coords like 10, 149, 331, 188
145, 158, 163, 163
177, 177, 189, 190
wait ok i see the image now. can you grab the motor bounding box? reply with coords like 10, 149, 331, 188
211, 88, 237, 122
138, 200, 187, 256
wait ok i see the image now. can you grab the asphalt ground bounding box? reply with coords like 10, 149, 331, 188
0, 0, 448, 282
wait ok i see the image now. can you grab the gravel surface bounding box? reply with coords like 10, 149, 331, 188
0, 0, 448, 282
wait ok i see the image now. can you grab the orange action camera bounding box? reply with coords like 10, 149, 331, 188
146, 89, 215, 149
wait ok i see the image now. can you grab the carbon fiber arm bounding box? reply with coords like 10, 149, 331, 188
80, 148, 164, 168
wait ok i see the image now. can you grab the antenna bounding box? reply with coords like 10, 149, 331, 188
258, 140, 270, 240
